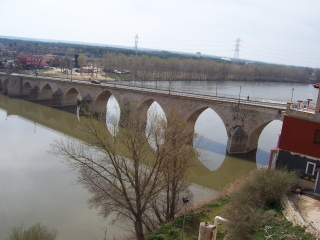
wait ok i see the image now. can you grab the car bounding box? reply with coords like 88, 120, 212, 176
91, 80, 100, 84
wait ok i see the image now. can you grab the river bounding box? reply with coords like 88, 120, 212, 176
0, 80, 317, 239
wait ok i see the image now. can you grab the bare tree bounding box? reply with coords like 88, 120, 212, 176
145, 111, 199, 229
50, 105, 199, 240
78, 53, 87, 75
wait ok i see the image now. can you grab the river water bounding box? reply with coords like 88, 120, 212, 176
0, 80, 317, 239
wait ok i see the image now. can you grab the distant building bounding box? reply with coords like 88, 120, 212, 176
43, 54, 60, 67
270, 83, 320, 194
245, 62, 255, 65
17, 54, 48, 68
196, 52, 201, 57
81, 66, 94, 73
221, 57, 231, 62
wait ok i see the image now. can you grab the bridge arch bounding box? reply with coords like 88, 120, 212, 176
138, 98, 168, 127
22, 81, 32, 96
187, 106, 229, 170
93, 90, 113, 111
64, 87, 80, 106
251, 119, 283, 167
39, 83, 53, 100
186, 106, 228, 136
248, 119, 283, 153
117, 98, 158, 129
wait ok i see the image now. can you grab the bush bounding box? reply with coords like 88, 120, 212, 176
223, 168, 298, 239
7, 222, 57, 240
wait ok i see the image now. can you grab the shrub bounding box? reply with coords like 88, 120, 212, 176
7, 222, 57, 240
223, 168, 298, 239
244, 168, 298, 208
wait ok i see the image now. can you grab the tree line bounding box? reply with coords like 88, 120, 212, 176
101, 53, 315, 83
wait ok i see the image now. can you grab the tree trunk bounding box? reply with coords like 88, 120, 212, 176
135, 218, 145, 240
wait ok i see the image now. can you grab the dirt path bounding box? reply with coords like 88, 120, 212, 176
298, 194, 320, 237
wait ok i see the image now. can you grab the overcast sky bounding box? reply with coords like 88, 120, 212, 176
1, 0, 320, 68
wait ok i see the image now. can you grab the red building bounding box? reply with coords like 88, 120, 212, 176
17, 54, 47, 68
272, 83, 320, 194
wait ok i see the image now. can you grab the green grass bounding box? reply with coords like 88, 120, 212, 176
146, 196, 316, 240
146, 196, 229, 240
252, 213, 315, 240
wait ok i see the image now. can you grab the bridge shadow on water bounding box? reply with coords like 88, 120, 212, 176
0, 94, 272, 192
191, 136, 272, 191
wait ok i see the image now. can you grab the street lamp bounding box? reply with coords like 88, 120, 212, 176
238, 86, 242, 103
216, 82, 218, 96
181, 196, 189, 240
291, 88, 294, 102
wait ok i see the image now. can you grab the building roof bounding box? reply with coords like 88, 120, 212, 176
17, 54, 42, 58
43, 54, 59, 58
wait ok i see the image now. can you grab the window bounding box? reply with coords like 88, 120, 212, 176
315, 130, 320, 144
306, 162, 316, 175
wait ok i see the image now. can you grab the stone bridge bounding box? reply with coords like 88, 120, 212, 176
0, 73, 285, 154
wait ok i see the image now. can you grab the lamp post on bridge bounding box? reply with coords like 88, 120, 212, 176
238, 85, 242, 104
291, 88, 294, 102
216, 82, 218, 96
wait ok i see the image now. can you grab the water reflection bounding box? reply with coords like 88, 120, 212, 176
0, 98, 123, 240
106, 95, 120, 136
0, 85, 285, 239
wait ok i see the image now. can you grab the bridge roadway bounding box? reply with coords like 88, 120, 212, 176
0, 72, 286, 154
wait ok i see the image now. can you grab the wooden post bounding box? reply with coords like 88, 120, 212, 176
198, 222, 216, 240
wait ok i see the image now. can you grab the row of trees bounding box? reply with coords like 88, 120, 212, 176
50, 106, 200, 239
102, 53, 315, 83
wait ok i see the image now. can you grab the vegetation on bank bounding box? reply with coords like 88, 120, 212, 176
6, 222, 57, 240
147, 168, 316, 240
0, 37, 318, 83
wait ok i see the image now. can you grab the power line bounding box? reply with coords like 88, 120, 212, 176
139, 42, 232, 47
248, 43, 320, 56
233, 38, 241, 64
134, 34, 138, 55
241, 46, 320, 60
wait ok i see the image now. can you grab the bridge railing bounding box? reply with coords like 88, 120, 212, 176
111, 80, 288, 106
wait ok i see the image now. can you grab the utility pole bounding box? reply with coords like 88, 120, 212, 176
238, 85, 242, 105
233, 38, 241, 64
134, 34, 138, 55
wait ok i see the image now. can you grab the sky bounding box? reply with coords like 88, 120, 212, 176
1, 0, 320, 68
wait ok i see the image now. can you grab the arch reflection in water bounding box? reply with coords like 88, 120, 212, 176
146, 102, 167, 150
194, 108, 228, 171
256, 120, 283, 167
106, 95, 120, 136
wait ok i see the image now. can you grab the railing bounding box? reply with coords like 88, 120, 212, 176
110, 80, 288, 108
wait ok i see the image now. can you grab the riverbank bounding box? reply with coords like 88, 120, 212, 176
11, 67, 316, 84
146, 169, 319, 240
